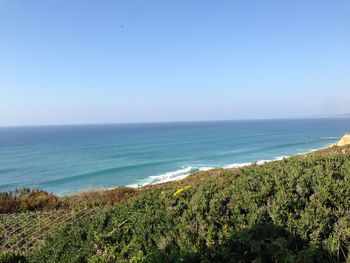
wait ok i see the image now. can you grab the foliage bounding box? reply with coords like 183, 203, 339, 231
0, 189, 59, 214
0, 209, 97, 255
0, 252, 28, 263
0, 187, 138, 214
62, 187, 138, 209
2, 152, 350, 262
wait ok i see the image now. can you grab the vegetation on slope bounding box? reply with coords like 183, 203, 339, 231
0, 189, 59, 214
0, 187, 138, 214
2, 150, 350, 262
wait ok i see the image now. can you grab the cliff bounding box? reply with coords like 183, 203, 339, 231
335, 133, 350, 147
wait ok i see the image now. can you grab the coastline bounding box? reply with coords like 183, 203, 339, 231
123, 143, 334, 190
3, 137, 350, 260
1, 119, 348, 195
1, 136, 346, 197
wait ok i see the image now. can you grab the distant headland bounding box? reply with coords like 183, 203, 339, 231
334, 133, 350, 147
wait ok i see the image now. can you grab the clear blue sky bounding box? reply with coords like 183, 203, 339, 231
0, 0, 349, 126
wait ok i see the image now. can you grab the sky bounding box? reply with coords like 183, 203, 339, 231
0, 0, 349, 126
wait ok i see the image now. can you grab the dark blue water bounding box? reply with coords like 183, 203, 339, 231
0, 118, 349, 195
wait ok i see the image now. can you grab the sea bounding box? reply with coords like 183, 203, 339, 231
0, 118, 349, 195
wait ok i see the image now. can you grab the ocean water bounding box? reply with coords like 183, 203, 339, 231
0, 118, 349, 195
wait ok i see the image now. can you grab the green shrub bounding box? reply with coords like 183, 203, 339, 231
0, 188, 59, 213
4, 152, 350, 262
0, 252, 28, 263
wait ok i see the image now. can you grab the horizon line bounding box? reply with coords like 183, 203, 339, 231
1, 115, 349, 128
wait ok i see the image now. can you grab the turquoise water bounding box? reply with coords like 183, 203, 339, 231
0, 118, 349, 195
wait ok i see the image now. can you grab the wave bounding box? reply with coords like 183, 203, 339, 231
223, 155, 290, 169
296, 144, 331, 155
127, 153, 305, 188
198, 139, 329, 162
127, 167, 196, 188
223, 162, 252, 169
274, 155, 290, 160
198, 166, 215, 171
321, 136, 340, 139
0, 168, 20, 174
127, 156, 293, 188
40, 159, 183, 186
44, 143, 334, 191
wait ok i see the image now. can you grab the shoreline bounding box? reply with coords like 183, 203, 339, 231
1, 119, 348, 196
1, 141, 349, 214
69, 142, 350, 200
0, 141, 345, 197
3, 139, 350, 260
122, 141, 350, 192
117, 143, 334, 191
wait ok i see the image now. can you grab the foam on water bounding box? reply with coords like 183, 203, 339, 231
0, 118, 349, 195
198, 167, 215, 171
128, 154, 293, 188
223, 162, 252, 169
127, 166, 195, 187
127, 148, 343, 189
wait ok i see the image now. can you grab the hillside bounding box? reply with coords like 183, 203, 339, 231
1, 146, 350, 262
334, 134, 350, 147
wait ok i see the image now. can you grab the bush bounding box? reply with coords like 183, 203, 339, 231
0, 252, 28, 263
0, 188, 59, 213
0, 187, 139, 214
5, 152, 350, 262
